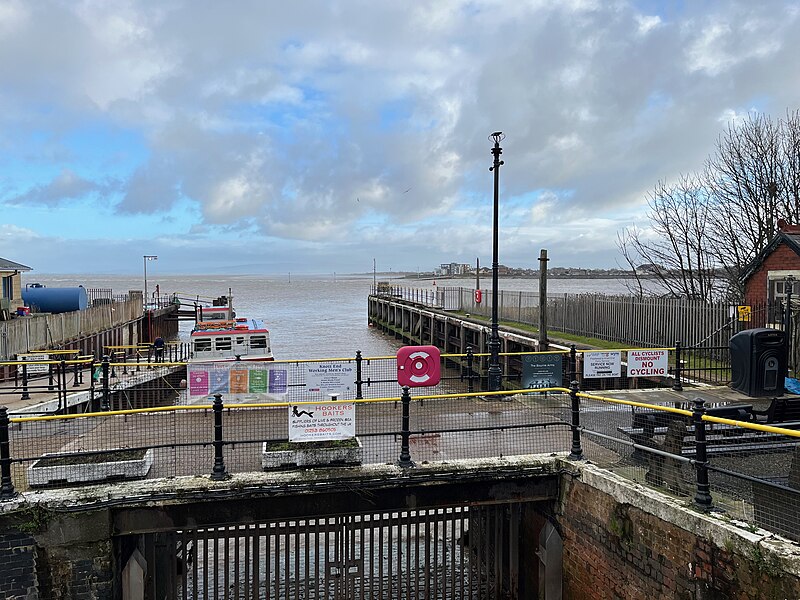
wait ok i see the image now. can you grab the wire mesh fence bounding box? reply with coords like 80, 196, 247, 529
575, 391, 800, 542
3, 344, 800, 546
2, 387, 574, 493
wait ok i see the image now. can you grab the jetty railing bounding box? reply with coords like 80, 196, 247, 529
2, 381, 799, 545
373, 285, 778, 352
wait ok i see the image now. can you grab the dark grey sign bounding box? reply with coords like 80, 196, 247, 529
522, 354, 563, 390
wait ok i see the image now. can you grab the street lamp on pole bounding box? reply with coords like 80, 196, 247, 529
488, 131, 505, 392
143, 255, 158, 307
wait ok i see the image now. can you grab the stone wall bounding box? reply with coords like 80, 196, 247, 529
558, 462, 800, 599
0, 503, 113, 599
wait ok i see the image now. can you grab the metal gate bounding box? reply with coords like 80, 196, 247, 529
131, 503, 528, 599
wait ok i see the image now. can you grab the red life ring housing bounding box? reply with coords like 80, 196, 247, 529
475, 289, 482, 304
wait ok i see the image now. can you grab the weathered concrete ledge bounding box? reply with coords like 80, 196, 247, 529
3, 454, 800, 598
1, 452, 564, 514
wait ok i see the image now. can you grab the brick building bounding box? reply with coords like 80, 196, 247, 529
741, 222, 800, 322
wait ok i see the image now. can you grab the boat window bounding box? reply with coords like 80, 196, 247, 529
250, 335, 267, 349
235, 337, 246, 345
194, 339, 212, 352
215, 337, 232, 351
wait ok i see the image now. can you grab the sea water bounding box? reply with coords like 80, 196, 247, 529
24, 274, 642, 360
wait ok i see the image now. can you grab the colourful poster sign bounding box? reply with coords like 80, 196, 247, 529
249, 369, 268, 393
189, 370, 209, 396
187, 362, 289, 401
229, 368, 249, 394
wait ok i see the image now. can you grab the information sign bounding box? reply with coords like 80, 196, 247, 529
627, 350, 668, 377
19, 353, 49, 374
289, 401, 355, 442
737, 305, 752, 322
521, 354, 563, 390
583, 351, 621, 379
305, 362, 355, 395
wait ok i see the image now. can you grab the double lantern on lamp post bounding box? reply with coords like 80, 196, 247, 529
487, 132, 505, 392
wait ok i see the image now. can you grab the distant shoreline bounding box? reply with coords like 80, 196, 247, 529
397, 273, 657, 281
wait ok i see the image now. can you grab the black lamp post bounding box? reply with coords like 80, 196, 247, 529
488, 132, 505, 392
785, 275, 795, 378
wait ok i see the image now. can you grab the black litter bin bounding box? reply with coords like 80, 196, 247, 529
729, 328, 786, 397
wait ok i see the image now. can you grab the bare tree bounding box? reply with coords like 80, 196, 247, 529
618, 175, 717, 300
620, 110, 800, 301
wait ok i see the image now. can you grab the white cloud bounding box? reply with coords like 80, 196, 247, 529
1, 0, 800, 273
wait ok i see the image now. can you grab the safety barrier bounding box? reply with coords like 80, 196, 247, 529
2, 373, 800, 543
3, 343, 798, 543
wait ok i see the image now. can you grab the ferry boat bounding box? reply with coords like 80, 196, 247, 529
189, 303, 274, 362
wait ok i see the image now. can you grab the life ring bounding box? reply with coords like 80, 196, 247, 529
475, 289, 482, 304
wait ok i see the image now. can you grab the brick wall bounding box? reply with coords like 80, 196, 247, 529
559, 467, 800, 600
0, 532, 37, 598
744, 244, 800, 307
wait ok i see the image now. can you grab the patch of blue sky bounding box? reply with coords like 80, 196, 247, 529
280, 182, 299, 200
7, 196, 200, 241
460, 2, 484, 18
226, 100, 307, 132
61, 124, 148, 178
632, 0, 686, 21
1, 124, 148, 197
378, 99, 412, 131
741, 96, 772, 115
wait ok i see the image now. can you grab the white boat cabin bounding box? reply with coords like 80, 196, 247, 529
190, 318, 273, 362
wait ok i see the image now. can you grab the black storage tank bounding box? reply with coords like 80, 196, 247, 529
729, 328, 786, 397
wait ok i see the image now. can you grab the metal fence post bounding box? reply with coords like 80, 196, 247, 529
20, 364, 30, 401
73, 359, 81, 387
355, 350, 363, 400
211, 393, 228, 480
465, 346, 475, 393
59, 360, 67, 412
568, 380, 583, 460
693, 398, 712, 509
569, 344, 577, 384
90, 362, 96, 405
398, 386, 414, 467
101, 355, 111, 411
673, 340, 684, 391
48, 362, 55, 391
0, 407, 15, 499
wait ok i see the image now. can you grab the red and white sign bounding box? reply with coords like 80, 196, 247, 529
397, 345, 441, 387
627, 350, 668, 377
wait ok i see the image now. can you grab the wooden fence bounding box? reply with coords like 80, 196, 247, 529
0, 296, 143, 359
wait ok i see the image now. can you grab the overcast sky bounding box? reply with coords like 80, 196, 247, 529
1, 0, 799, 275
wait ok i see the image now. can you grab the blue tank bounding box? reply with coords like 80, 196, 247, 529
22, 284, 88, 313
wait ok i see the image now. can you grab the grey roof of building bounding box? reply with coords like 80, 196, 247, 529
0, 258, 32, 272
740, 231, 800, 283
